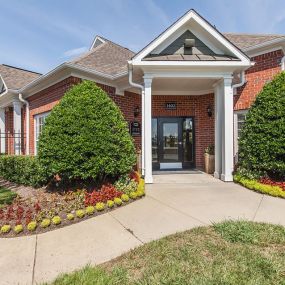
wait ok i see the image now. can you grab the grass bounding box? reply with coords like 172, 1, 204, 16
0, 187, 17, 206
47, 221, 285, 285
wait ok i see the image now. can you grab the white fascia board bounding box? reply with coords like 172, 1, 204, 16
142, 71, 233, 79
243, 38, 285, 53
245, 45, 285, 58
20, 62, 128, 96
132, 60, 250, 68
132, 9, 250, 65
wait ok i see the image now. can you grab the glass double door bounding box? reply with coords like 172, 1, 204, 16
152, 117, 195, 170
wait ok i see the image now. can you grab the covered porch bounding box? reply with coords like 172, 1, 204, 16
140, 72, 235, 183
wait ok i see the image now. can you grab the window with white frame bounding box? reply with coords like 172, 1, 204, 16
34, 112, 50, 155
234, 110, 248, 162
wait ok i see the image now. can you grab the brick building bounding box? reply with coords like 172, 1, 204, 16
0, 9, 284, 183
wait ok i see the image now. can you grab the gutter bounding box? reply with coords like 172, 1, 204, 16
281, 55, 285, 71
128, 63, 145, 176
18, 93, 29, 155
232, 71, 246, 95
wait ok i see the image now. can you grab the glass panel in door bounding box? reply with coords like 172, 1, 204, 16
162, 122, 179, 162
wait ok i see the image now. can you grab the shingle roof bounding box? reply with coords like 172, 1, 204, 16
0, 64, 41, 90
223, 33, 285, 50
70, 37, 135, 76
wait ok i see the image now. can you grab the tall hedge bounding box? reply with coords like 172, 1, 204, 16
38, 81, 136, 182
238, 72, 285, 179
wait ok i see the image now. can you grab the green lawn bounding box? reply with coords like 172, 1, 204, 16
47, 221, 285, 285
0, 187, 17, 206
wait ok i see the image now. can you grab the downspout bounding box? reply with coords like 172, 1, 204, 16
128, 64, 145, 176
18, 93, 29, 155
232, 71, 246, 94
281, 55, 285, 71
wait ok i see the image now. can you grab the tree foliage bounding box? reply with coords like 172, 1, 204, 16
238, 72, 285, 179
38, 81, 136, 182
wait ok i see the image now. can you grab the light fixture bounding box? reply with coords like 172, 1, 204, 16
134, 106, 140, 117
207, 105, 212, 117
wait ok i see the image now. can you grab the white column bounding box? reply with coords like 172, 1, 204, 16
214, 83, 222, 178
221, 77, 234, 181
143, 76, 153, 184
141, 89, 145, 176
13, 100, 22, 155
0, 108, 5, 153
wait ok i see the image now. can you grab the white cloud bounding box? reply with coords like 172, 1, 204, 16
63, 46, 88, 58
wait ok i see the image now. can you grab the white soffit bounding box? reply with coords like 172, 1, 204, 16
131, 9, 250, 65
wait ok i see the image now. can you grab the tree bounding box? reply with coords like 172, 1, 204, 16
38, 81, 136, 183
238, 72, 285, 179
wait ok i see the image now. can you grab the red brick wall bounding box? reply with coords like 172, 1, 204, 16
234, 49, 284, 110
27, 77, 141, 154
152, 94, 215, 168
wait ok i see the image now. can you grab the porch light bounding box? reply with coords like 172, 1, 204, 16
207, 105, 213, 117
134, 106, 140, 117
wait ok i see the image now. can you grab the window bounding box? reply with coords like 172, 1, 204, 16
234, 110, 248, 162
34, 112, 50, 155
237, 113, 246, 139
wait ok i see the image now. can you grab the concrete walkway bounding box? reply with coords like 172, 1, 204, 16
1, 172, 285, 285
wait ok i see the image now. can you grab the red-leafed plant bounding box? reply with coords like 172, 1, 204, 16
84, 184, 123, 206
129, 171, 140, 183
259, 177, 285, 191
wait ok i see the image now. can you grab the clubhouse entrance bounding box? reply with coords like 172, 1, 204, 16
152, 117, 195, 170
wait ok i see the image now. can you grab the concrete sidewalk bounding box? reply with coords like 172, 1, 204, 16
1, 172, 284, 284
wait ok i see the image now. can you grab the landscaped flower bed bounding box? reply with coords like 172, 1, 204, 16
0, 172, 145, 237
234, 174, 285, 198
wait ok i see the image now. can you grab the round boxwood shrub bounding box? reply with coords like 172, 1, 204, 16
38, 81, 136, 183
238, 72, 285, 179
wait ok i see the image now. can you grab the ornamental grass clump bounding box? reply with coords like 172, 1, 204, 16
121, 194, 129, 202
114, 197, 122, 206
129, 192, 138, 199
1, 224, 11, 234
14, 224, 23, 234
107, 200, 114, 208
95, 202, 105, 211
40, 218, 51, 228
38, 81, 136, 184
86, 206, 95, 215
67, 213, 74, 220
52, 216, 61, 225
27, 221, 37, 232
76, 210, 85, 219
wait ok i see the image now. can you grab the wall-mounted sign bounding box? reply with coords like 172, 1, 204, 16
130, 121, 141, 136
165, 102, 177, 110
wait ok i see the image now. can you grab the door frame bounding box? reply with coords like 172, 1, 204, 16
152, 116, 196, 170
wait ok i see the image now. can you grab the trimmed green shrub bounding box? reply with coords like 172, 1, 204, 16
121, 194, 129, 202
238, 72, 285, 179
38, 81, 136, 183
67, 213, 74, 220
86, 206, 95, 215
0, 155, 46, 187
107, 200, 114, 208
40, 219, 51, 228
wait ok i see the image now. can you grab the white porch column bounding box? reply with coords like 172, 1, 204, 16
13, 100, 22, 155
0, 108, 5, 153
221, 77, 234, 181
143, 76, 153, 183
214, 82, 222, 178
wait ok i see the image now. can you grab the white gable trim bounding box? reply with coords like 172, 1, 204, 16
132, 9, 250, 65
0, 75, 8, 96
90, 36, 106, 50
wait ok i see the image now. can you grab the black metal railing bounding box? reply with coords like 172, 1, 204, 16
0, 130, 26, 155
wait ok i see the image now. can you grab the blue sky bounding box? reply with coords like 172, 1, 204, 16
1, 0, 284, 74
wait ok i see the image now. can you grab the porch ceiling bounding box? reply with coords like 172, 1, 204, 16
151, 77, 217, 95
